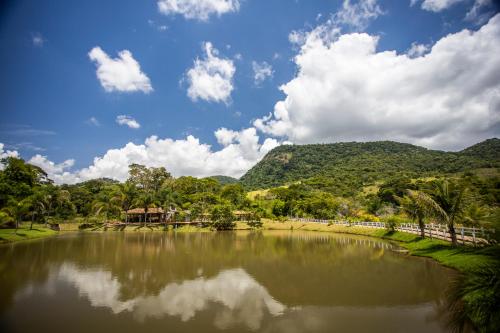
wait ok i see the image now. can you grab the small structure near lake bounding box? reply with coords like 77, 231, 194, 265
233, 210, 253, 221
125, 207, 166, 223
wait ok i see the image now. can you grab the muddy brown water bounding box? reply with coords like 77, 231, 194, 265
0, 231, 455, 332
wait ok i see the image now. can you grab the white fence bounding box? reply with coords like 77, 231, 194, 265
289, 217, 494, 245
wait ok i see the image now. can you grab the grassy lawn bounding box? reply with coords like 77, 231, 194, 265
0, 225, 57, 243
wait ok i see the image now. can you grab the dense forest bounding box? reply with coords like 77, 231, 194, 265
0, 139, 498, 238
241, 139, 500, 192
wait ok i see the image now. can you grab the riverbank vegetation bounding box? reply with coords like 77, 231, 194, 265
1, 140, 498, 241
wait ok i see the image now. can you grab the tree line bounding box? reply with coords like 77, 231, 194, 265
1, 156, 498, 241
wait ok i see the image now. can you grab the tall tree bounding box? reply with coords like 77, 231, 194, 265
399, 192, 427, 238
113, 182, 137, 223
0, 157, 49, 206
92, 190, 120, 224
2, 198, 31, 232
409, 180, 467, 245
210, 204, 235, 231
27, 189, 47, 230
128, 164, 171, 194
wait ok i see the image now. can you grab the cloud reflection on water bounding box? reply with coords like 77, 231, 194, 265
57, 264, 285, 330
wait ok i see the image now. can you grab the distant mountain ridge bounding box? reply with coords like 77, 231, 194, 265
240, 139, 500, 191
205, 175, 239, 185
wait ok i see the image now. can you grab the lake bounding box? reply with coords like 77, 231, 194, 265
0, 231, 455, 333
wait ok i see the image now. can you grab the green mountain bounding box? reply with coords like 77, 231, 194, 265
205, 175, 239, 185
460, 138, 500, 159
240, 139, 500, 192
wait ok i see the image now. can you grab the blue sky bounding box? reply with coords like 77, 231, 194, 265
1, 0, 499, 183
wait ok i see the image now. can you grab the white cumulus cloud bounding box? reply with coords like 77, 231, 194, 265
252, 61, 273, 86
0, 143, 20, 170
88, 47, 153, 94
0, 143, 19, 159
19, 128, 280, 184
254, 14, 500, 151
407, 42, 430, 57
28, 155, 75, 184
116, 115, 141, 129
157, 0, 240, 21
186, 42, 235, 104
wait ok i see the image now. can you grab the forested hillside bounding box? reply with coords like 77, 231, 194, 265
240, 139, 500, 193
205, 175, 238, 185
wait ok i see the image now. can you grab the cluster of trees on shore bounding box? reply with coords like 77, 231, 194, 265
0, 155, 498, 241
0, 157, 254, 231
254, 174, 498, 244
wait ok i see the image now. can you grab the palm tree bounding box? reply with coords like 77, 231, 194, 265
92, 191, 120, 224
409, 180, 466, 246
133, 193, 157, 226
159, 186, 179, 223
28, 190, 47, 230
399, 193, 427, 238
41, 185, 57, 226
113, 182, 137, 223
2, 198, 31, 233
463, 203, 487, 227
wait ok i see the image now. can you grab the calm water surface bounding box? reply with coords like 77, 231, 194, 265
0, 231, 454, 333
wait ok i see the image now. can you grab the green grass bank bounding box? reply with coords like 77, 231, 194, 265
0, 225, 57, 243
258, 219, 499, 273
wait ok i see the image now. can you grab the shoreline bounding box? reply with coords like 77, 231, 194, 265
0, 226, 58, 244
2, 220, 497, 274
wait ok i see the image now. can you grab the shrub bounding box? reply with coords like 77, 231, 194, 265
0, 211, 15, 229
383, 216, 402, 232
248, 219, 263, 229
357, 212, 380, 222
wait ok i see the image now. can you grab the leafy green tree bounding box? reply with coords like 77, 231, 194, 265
27, 189, 48, 230
365, 194, 383, 215
54, 189, 76, 220
2, 198, 31, 232
247, 211, 263, 229
128, 164, 171, 194
220, 183, 247, 207
67, 186, 93, 215
0, 157, 49, 206
0, 211, 14, 228
272, 199, 286, 217
188, 201, 205, 222
296, 192, 339, 219
92, 190, 120, 223
113, 182, 138, 222
210, 204, 235, 231
462, 204, 488, 227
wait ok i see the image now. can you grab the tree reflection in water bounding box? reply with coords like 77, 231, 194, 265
1, 231, 457, 333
